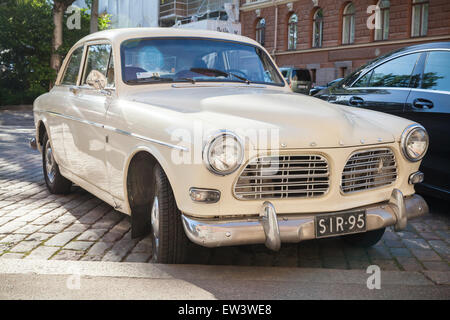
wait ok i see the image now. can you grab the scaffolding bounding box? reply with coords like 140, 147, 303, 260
160, 0, 234, 26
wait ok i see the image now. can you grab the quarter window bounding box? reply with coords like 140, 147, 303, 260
82, 44, 113, 87
352, 70, 373, 87
422, 51, 450, 92
61, 46, 84, 85
353, 53, 421, 88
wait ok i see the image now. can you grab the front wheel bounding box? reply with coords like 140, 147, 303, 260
42, 133, 72, 194
342, 228, 385, 248
150, 164, 191, 264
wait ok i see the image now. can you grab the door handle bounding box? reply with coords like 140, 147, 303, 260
413, 98, 433, 109
349, 96, 364, 106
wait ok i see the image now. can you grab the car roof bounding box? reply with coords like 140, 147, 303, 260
340, 41, 450, 86
74, 27, 261, 47
362, 41, 450, 71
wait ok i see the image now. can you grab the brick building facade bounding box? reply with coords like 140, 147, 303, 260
240, 0, 450, 85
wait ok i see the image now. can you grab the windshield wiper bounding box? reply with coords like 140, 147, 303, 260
190, 68, 251, 84
126, 76, 173, 84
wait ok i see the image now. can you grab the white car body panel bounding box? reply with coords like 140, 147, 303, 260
33, 28, 422, 220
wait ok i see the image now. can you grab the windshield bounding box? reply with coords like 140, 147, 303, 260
120, 38, 284, 86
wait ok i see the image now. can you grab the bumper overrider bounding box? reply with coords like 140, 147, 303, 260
181, 189, 428, 251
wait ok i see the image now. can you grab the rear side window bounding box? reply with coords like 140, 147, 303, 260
292, 69, 311, 82
422, 51, 450, 92
61, 46, 84, 85
356, 53, 421, 88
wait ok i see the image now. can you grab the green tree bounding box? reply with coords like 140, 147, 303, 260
0, 0, 54, 105
0, 0, 110, 105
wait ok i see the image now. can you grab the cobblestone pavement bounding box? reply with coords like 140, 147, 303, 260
0, 110, 449, 272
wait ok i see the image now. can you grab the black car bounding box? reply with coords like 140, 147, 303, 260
316, 42, 450, 200
309, 78, 344, 96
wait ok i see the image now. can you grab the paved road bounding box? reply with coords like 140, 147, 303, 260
0, 259, 449, 299
0, 110, 449, 273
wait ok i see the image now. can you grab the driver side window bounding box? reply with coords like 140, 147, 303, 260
82, 44, 114, 88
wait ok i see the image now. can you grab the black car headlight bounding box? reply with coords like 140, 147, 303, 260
401, 124, 429, 162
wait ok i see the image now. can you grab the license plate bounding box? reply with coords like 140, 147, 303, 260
297, 85, 307, 89
315, 210, 366, 238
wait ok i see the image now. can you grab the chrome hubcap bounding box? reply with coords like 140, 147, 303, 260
45, 140, 56, 183
150, 195, 160, 259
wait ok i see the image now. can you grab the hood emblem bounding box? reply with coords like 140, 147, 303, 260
281, 143, 287, 148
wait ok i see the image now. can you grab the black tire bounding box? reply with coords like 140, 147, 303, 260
342, 228, 385, 248
150, 164, 191, 264
42, 133, 72, 194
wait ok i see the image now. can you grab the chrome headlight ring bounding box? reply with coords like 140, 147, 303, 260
202, 130, 244, 176
400, 124, 429, 162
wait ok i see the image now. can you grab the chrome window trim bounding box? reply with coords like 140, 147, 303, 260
44, 110, 188, 152
346, 86, 450, 95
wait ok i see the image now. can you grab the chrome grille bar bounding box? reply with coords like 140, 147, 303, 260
341, 148, 397, 193
234, 155, 330, 200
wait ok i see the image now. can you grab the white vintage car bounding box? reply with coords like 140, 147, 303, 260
32, 28, 429, 263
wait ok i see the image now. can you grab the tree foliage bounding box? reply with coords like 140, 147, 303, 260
0, 0, 110, 105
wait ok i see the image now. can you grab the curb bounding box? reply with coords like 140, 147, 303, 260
0, 105, 33, 111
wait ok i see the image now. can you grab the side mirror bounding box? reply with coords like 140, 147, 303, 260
86, 70, 107, 90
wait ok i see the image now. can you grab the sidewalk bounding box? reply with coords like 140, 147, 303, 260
0, 259, 449, 300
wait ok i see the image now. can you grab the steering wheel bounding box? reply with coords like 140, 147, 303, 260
227, 69, 248, 80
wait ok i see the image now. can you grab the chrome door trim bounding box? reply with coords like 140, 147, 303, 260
45, 110, 188, 152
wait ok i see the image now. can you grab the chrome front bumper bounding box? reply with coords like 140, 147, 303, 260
181, 189, 428, 251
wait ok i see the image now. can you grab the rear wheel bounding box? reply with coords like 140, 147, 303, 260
342, 228, 385, 248
150, 164, 191, 264
42, 133, 72, 194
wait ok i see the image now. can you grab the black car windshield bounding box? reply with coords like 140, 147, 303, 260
120, 38, 284, 86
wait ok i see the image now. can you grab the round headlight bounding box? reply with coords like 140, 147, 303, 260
203, 132, 243, 175
401, 124, 429, 162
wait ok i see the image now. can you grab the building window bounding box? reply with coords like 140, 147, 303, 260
342, 3, 355, 44
411, 0, 428, 37
374, 0, 390, 41
288, 14, 298, 50
312, 8, 323, 48
256, 18, 266, 46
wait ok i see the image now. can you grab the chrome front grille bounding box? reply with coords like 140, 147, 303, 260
341, 148, 397, 194
234, 155, 329, 200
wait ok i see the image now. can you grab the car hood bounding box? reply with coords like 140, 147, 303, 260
126, 85, 399, 149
